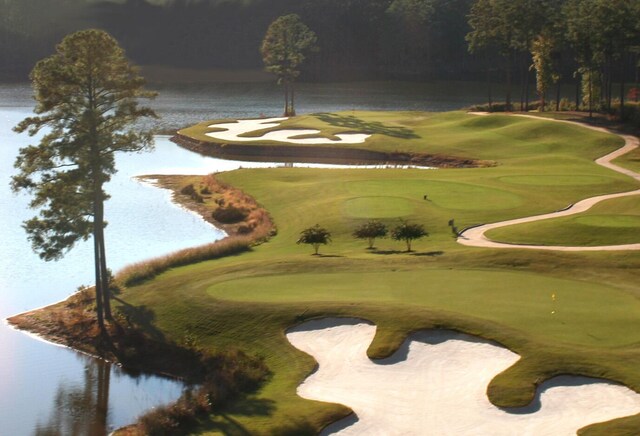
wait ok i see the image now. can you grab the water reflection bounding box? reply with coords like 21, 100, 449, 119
35, 358, 111, 436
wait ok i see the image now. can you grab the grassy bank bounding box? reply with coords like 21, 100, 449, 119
16, 111, 640, 434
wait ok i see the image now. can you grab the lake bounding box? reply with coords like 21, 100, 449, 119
0, 80, 493, 434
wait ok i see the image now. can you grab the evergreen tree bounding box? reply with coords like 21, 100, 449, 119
12, 29, 157, 333
261, 14, 318, 116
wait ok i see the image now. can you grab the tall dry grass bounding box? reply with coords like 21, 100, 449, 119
117, 236, 252, 287
117, 173, 276, 288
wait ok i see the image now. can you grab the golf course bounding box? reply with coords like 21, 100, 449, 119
16, 110, 640, 434
139, 111, 640, 434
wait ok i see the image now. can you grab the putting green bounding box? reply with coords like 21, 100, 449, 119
345, 179, 523, 211
343, 196, 414, 218
207, 269, 640, 348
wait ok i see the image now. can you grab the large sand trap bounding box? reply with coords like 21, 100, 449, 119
287, 318, 640, 435
205, 117, 371, 144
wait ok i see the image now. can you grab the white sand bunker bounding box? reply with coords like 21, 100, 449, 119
205, 117, 371, 144
287, 318, 640, 435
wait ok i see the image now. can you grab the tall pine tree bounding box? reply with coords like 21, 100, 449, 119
12, 29, 157, 333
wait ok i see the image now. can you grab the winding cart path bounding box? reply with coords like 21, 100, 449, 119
458, 114, 640, 251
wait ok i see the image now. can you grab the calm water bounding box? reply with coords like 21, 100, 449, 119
0, 81, 487, 435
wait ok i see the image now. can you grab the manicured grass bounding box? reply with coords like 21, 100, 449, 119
115, 112, 640, 435
179, 111, 624, 162
486, 196, 640, 246
207, 269, 640, 347
616, 146, 640, 173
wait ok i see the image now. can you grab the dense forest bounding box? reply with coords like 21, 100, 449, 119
0, 0, 474, 81
2, 0, 640, 113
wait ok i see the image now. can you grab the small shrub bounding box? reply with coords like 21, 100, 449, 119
237, 224, 254, 235
391, 221, 428, 252
180, 184, 197, 196
353, 220, 388, 249
180, 183, 204, 203
200, 186, 211, 195
136, 348, 269, 436
212, 205, 248, 224
297, 224, 331, 255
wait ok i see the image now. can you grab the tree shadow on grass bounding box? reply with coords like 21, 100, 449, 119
412, 251, 444, 257
371, 249, 405, 255
199, 398, 277, 435
371, 250, 444, 256
314, 113, 420, 139
113, 297, 166, 342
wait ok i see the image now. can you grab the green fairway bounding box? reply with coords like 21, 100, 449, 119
486, 196, 640, 246
115, 112, 640, 435
616, 146, 640, 173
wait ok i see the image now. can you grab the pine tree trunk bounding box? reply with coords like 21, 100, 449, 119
93, 181, 112, 321
556, 81, 561, 111
486, 53, 492, 111
290, 81, 296, 116
519, 55, 525, 112
589, 70, 593, 118
98, 222, 112, 320
283, 81, 289, 116
607, 55, 613, 111
635, 52, 639, 102
506, 53, 512, 111
92, 200, 105, 333
487, 69, 493, 111
620, 51, 626, 121
575, 78, 580, 110
524, 66, 530, 112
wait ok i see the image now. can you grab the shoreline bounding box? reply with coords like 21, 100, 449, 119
6, 172, 276, 378
171, 132, 488, 169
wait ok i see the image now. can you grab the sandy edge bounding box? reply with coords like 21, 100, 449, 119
287, 318, 640, 435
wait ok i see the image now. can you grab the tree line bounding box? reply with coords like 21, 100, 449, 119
3, 0, 639, 109
0, 0, 478, 82
467, 0, 640, 118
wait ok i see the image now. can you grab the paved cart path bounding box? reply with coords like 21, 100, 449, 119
458, 113, 640, 251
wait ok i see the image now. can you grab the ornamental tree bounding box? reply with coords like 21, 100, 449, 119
391, 221, 428, 252
12, 29, 157, 333
297, 224, 331, 255
353, 220, 388, 249
261, 14, 318, 116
